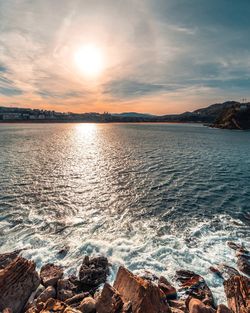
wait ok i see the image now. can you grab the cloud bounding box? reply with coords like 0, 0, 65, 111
0, 0, 250, 113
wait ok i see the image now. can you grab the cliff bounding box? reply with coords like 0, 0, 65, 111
212, 104, 250, 130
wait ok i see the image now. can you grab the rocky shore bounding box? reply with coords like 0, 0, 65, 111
0, 242, 249, 313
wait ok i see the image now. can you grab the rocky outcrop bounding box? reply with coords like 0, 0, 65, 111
224, 275, 250, 313
212, 105, 250, 130
113, 266, 170, 313
40, 263, 64, 287
227, 242, 250, 276
96, 283, 124, 313
79, 256, 109, 292
0, 256, 40, 313
176, 270, 215, 308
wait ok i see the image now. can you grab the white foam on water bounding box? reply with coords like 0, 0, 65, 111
3, 212, 248, 305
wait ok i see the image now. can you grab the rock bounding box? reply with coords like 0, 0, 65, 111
36, 286, 56, 304
96, 283, 124, 313
79, 256, 109, 291
39, 298, 81, 313
34, 286, 46, 299
237, 255, 250, 277
224, 275, 250, 313
77, 297, 96, 313
169, 300, 188, 313
217, 304, 232, 313
176, 270, 215, 308
0, 256, 40, 313
227, 241, 250, 276
188, 298, 215, 313
3, 309, 13, 313
65, 293, 90, 306
0, 250, 23, 269
113, 266, 170, 313
57, 246, 70, 259
40, 263, 64, 287
57, 279, 77, 301
158, 276, 177, 300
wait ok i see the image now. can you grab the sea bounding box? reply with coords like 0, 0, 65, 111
0, 123, 249, 303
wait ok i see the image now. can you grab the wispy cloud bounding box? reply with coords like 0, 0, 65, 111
0, 0, 250, 113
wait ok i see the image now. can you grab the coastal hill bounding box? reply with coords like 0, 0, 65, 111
212, 103, 250, 130
0, 101, 250, 128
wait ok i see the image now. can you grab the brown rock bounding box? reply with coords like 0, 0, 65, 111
0, 256, 40, 313
3, 308, 13, 313
57, 279, 77, 301
77, 297, 96, 313
217, 304, 232, 313
224, 275, 250, 313
65, 293, 90, 306
169, 300, 188, 313
237, 256, 250, 277
176, 270, 215, 308
113, 266, 170, 313
158, 276, 177, 300
96, 283, 123, 313
188, 298, 215, 313
0, 250, 22, 269
36, 286, 56, 303
39, 298, 81, 313
79, 256, 109, 291
40, 263, 63, 287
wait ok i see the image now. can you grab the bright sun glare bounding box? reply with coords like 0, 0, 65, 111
74, 45, 104, 77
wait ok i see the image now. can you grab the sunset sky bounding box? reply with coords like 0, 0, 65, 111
0, 0, 250, 114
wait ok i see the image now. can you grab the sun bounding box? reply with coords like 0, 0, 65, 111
74, 45, 104, 77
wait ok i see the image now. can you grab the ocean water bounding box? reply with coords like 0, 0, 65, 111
0, 123, 249, 303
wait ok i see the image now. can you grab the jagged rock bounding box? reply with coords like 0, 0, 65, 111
0, 250, 22, 269
40, 263, 64, 287
0, 256, 40, 313
188, 298, 215, 313
113, 266, 170, 313
210, 265, 240, 281
79, 256, 109, 291
96, 283, 124, 313
227, 242, 250, 276
224, 275, 250, 313
169, 300, 188, 313
65, 293, 90, 306
57, 246, 70, 259
77, 297, 96, 313
237, 255, 250, 277
57, 279, 77, 301
39, 298, 81, 313
36, 286, 56, 304
217, 304, 232, 313
176, 270, 215, 308
158, 276, 177, 300
34, 286, 46, 299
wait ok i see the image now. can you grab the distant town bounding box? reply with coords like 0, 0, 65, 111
0, 101, 249, 126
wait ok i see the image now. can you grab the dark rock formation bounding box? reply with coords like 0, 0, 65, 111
79, 256, 110, 291
0, 256, 40, 313
57, 278, 77, 301
224, 275, 250, 313
227, 242, 250, 276
113, 266, 170, 313
40, 263, 64, 287
158, 276, 177, 300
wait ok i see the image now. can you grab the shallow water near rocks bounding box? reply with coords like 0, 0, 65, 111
0, 123, 249, 303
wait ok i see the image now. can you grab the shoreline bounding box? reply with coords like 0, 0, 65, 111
0, 241, 249, 313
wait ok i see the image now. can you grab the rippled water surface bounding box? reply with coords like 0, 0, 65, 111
0, 123, 249, 302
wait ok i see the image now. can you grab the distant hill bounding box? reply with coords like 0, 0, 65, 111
1, 101, 250, 128
112, 112, 156, 118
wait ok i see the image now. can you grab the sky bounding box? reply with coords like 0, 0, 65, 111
0, 0, 250, 114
